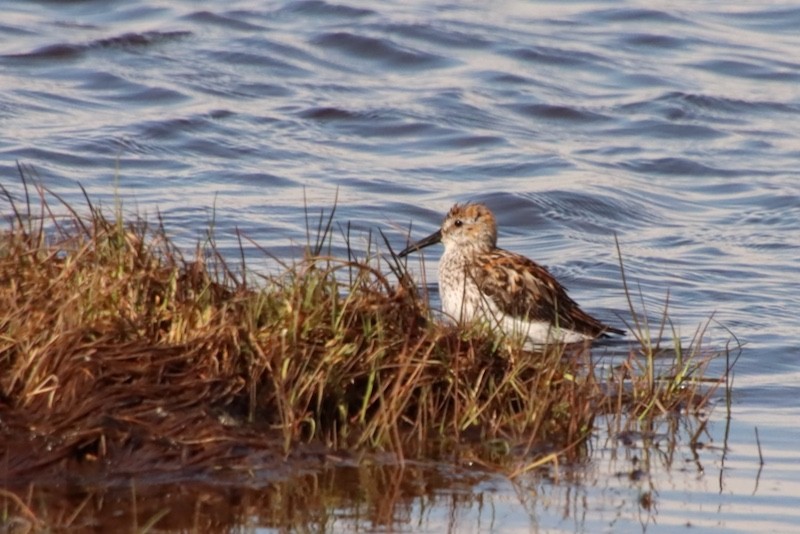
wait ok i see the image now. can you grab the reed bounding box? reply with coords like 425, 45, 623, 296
0, 169, 731, 490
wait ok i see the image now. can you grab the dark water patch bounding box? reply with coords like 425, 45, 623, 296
77, 71, 136, 93
618, 33, 689, 50
471, 192, 555, 230
599, 120, 726, 140
667, 91, 798, 114
0, 99, 18, 120
207, 49, 306, 74
15, 88, 103, 113
433, 134, 506, 149
209, 109, 236, 121
734, 139, 775, 153
182, 136, 256, 161
50, 19, 100, 31
1, 147, 99, 171
238, 82, 293, 98
0, 22, 37, 37
311, 32, 449, 69
619, 157, 761, 178
80, 2, 173, 25
616, 91, 780, 118
619, 91, 800, 120
503, 45, 607, 69
344, 118, 435, 139
295, 82, 370, 96
519, 189, 661, 236
745, 206, 800, 229
676, 179, 757, 199
181, 77, 298, 101
614, 72, 674, 89
300, 106, 360, 121
714, 7, 800, 33
420, 92, 505, 131
722, 203, 800, 232
586, 8, 688, 25
456, 158, 573, 179
389, 203, 446, 235
91, 31, 192, 50
135, 115, 220, 143
508, 103, 612, 124
3, 30, 191, 62
739, 385, 800, 414
4, 43, 85, 61
228, 35, 332, 73
690, 58, 800, 82
28, 69, 183, 111
281, 0, 375, 19
184, 10, 267, 31
125, 86, 188, 107
462, 194, 545, 227
198, 37, 329, 80
66, 133, 195, 167
343, 180, 425, 203
299, 106, 438, 139
480, 70, 533, 85
575, 146, 642, 161
379, 22, 491, 49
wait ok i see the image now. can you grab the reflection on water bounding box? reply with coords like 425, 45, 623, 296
1, 0, 800, 531
6, 412, 771, 532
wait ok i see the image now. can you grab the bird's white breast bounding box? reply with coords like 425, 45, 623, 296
437, 247, 592, 346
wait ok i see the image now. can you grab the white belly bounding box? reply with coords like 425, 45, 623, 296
438, 260, 590, 347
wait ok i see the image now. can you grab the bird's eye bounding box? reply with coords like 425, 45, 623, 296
454, 219, 463, 227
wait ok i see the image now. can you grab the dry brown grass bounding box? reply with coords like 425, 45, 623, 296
0, 171, 731, 493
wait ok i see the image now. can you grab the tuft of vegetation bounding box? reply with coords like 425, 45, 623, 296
0, 169, 732, 495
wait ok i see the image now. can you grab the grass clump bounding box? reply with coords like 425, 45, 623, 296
0, 173, 731, 487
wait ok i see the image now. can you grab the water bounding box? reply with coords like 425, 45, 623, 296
2, 0, 799, 531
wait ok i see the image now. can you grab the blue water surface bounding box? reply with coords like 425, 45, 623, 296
1, 1, 799, 532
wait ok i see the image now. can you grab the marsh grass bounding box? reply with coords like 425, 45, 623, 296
0, 171, 733, 500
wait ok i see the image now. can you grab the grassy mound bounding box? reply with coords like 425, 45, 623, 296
0, 175, 731, 485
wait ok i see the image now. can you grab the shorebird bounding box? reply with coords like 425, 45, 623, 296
398, 202, 624, 346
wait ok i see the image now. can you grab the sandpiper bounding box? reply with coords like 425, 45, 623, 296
398, 202, 624, 346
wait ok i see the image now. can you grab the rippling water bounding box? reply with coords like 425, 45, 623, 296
2, 1, 799, 532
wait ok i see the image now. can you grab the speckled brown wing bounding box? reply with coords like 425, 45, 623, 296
470, 248, 622, 337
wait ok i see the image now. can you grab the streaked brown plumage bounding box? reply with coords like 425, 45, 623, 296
399, 202, 623, 345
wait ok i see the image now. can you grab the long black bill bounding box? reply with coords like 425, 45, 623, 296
398, 229, 442, 258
